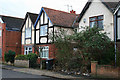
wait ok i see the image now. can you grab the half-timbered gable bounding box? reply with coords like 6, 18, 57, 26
21, 12, 38, 55
34, 7, 78, 59
34, 7, 78, 44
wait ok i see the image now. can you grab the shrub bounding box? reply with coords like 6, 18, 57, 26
4, 52, 9, 63
15, 55, 28, 60
27, 53, 38, 68
4, 50, 16, 63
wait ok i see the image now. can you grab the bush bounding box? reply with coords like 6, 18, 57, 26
15, 55, 28, 60
4, 50, 16, 63
27, 53, 38, 68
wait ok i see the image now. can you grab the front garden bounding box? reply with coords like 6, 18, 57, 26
52, 26, 120, 75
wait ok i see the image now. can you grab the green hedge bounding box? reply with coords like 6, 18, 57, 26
27, 53, 38, 68
4, 50, 16, 63
15, 53, 38, 68
15, 55, 28, 60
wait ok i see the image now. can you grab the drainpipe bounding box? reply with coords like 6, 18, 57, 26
114, 14, 117, 67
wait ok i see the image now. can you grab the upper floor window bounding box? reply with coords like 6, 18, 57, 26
117, 9, 120, 40
90, 15, 103, 29
25, 27, 31, 38
117, 9, 120, 16
40, 25, 47, 36
0, 30, 1, 37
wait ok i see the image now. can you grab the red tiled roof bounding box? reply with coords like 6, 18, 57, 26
43, 7, 78, 28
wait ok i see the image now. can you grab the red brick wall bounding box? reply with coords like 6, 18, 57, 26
2, 23, 21, 61
91, 61, 120, 78
0, 22, 3, 49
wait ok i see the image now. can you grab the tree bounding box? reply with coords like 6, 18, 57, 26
52, 27, 115, 72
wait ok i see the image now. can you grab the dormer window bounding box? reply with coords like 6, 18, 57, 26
40, 25, 47, 36
25, 27, 31, 38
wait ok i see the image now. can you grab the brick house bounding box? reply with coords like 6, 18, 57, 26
0, 15, 23, 61
34, 7, 78, 60
77, 0, 120, 51
21, 7, 78, 61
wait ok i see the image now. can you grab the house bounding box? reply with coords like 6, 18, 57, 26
21, 7, 78, 61
21, 12, 38, 55
34, 7, 78, 60
77, 0, 120, 51
0, 15, 24, 61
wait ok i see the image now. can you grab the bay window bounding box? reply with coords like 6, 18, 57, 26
39, 46, 49, 58
117, 10, 120, 40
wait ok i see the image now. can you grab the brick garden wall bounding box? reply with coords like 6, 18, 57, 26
91, 61, 120, 78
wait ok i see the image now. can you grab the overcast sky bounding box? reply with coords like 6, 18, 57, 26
0, 0, 88, 18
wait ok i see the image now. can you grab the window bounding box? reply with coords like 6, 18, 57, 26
90, 15, 103, 29
40, 25, 47, 36
39, 46, 49, 58
24, 46, 32, 55
0, 30, 1, 37
117, 9, 120, 40
25, 27, 31, 38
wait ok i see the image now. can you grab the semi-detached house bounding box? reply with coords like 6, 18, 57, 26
21, 7, 78, 61
77, 0, 120, 51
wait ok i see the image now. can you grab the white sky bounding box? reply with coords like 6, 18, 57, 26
0, 0, 88, 18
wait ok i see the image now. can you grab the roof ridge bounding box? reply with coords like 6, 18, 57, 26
27, 12, 38, 15
0, 15, 24, 20
42, 7, 76, 15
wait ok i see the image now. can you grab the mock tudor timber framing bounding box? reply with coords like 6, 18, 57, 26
35, 10, 54, 45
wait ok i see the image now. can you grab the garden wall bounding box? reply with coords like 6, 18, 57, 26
14, 60, 29, 68
91, 61, 120, 78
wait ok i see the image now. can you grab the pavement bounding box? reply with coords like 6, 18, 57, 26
1, 64, 88, 80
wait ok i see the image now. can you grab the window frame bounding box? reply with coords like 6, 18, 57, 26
24, 46, 32, 55
89, 15, 104, 29
117, 9, 120, 40
39, 46, 49, 59
25, 27, 31, 38
40, 25, 48, 36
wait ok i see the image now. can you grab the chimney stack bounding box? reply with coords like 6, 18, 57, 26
70, 10, 76, 14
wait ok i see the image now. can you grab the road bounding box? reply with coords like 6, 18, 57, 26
1, 69, 61, 80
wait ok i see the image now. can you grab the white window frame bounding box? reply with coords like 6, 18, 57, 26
117, 18, 120, 39
39, 46, 49, 58
89, 15, 104, 29
117, 9, 120, 40
25, 27, 31, 38
24, 46, 32, 55
40, 25, 47, 36
0, 30, 1, 37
